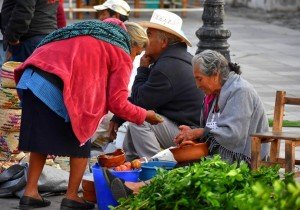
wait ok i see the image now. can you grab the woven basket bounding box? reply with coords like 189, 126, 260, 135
0, 109, 22, 132
0, 61, 22, 88
0, 87, 21, 109
0, 130, 19, 153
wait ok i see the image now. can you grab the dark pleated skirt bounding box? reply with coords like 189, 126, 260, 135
18, 90, 91, 157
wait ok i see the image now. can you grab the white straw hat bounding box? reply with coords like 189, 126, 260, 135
139, 9, 192, 47
93, 0, 130, 16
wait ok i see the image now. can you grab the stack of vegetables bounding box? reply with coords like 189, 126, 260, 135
0, 61, 23, 165
113, 155, 300, 210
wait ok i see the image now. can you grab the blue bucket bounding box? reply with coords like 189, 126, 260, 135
92, 163, 140, 210
139, 161, 176, 181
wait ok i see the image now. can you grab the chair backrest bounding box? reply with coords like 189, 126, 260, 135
272, 90, 300, 132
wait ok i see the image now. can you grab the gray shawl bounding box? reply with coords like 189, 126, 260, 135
203, 72, 270, 162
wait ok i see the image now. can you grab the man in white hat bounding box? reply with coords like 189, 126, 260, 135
109, 9, 205, 161
94, 0, 130, 22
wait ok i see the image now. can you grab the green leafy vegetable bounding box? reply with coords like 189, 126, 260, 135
111, 155, 300, 210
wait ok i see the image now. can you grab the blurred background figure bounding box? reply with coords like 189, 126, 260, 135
0, 0, 59, 62
57, 0, 67, 28
94, 0, 130, 22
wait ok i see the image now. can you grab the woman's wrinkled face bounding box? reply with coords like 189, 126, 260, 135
193, 67, 221, 95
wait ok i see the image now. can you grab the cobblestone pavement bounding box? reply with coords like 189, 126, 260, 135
225, 5, 300, 31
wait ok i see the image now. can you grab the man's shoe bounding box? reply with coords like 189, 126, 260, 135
110, 178, 133, 201
60, 198, 95, 210
102, 167, 133, 200
19, 195, 51, 209
102, 167, 117, 186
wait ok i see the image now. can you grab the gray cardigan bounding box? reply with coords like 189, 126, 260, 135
202, 72, 270, 162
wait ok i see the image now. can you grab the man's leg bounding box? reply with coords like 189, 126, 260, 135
123, 115, 178, 161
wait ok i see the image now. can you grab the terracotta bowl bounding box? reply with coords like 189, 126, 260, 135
170, 141, 209, 163
97, 149, 126, 168
82, 179, 97, 203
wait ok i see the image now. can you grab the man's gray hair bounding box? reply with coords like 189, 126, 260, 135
192, 50, 230, 84
157, 30, 181, 45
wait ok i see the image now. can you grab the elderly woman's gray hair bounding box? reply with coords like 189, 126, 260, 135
192, 50, 241, 84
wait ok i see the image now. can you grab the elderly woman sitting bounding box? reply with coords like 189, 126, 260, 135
174, 49, 270, 164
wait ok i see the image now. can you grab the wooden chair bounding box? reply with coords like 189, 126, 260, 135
251, 90, 300, 177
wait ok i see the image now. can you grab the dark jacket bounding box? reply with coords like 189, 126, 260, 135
112, 42, 204, 127
1, 0, 58, 48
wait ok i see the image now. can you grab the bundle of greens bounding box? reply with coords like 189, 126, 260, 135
112, 155, 300, 210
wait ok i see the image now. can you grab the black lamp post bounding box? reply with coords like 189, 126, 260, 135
195, 0, 231, 61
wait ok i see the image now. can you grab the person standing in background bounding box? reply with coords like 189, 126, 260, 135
0, 0, 59, 62
57, 0, 66, 28
94, 0, 130, 22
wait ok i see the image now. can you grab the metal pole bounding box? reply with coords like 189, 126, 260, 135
195, 0, 231, 61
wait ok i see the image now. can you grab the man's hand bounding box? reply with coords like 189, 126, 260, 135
108, 121, 120, 141
140, 54, 153, 67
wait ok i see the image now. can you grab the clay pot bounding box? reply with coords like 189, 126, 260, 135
170, 141, 208, 163
82, 179, 97, 203
97, 149, 126, 168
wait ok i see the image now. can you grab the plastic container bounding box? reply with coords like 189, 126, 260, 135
110, 169, 140, 182
92, 163, 140, 210
139, 161, 176, 181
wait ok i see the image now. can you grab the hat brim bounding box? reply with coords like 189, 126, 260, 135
139, 21, 192, 47
93, 5, 108, 11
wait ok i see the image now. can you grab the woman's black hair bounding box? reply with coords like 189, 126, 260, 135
107, 8, 129, 22
228, 62, 242, 75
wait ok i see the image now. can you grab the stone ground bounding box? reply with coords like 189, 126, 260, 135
225, 5, 300, 31
0, 5, 300, 210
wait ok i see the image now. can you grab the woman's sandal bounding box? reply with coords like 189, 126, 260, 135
19, 195, 51, 209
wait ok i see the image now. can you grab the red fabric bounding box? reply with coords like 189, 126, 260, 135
15, 36, 147, 145
203, 94, 216, 121
57, 2, 66, 28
